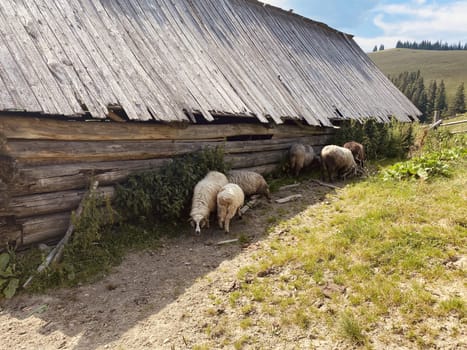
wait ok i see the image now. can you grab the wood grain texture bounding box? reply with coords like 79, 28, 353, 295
0, 0, 420, 124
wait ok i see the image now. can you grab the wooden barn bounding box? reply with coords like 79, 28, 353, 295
0, 0, 420, 248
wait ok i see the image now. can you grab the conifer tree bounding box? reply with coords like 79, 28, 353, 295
435, 80, 448, 115
426, 80, 437, 120
372, 45, 378, 52
379, 44, 385, 51
452, 82, 465, 114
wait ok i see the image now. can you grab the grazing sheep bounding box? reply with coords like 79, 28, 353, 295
343, 141, 365, 168
227, 170, 271, 200
217, 183, 245, 233
190, 171, 228, 234
321, 145, 362, 182
289, 143, 318, 176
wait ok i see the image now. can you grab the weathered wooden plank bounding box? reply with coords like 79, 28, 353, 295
226, 150, 286, 169
5, 132, 332, 165
6, 135, 329, 196
5, 139, 221, 164
0, 186, 114, 218
0, 154, 17, 184
19, 0, 96, 116
51, 0, 143, 120
95, 0, 184, 121
180, 0, 265, 121
36, 0, 110, 117
8, 158, 171, 197
0, 220, 22, 246
0, 116, 331, 141
0, 1, 73, 115
19, 212, 71, 247
221, 0, 310, 123
77, 0, 157, 121
0, 17, 42, 111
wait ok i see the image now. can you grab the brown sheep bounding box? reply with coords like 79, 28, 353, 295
343, 141, 365, 168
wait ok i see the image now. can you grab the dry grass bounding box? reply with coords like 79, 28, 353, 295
194, 137, 467, 348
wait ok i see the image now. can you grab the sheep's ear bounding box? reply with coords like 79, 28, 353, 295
189, 218, 195, 228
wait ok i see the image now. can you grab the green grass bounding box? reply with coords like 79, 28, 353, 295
369, 48, 467, 103
198, 137, 467, 347
440, 114, 467, 133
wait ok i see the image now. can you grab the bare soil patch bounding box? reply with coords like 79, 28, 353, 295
0, 180, 333, 350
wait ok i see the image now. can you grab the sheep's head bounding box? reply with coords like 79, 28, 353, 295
190, 214, 207, 234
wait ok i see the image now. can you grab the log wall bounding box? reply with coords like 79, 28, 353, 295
0, 115, 334, 248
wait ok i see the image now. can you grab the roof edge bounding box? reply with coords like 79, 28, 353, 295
247, 0, 354, 38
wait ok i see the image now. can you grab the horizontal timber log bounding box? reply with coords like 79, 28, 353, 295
1, 213, 70, 248
19, 213, 71, 247
0, 116, 333, 141
0, 154, 18, 183
11, 158, 171, 196
0, 216, 21, 246
5, 137, 331, 197
5, 135, 330, 166
226, 150, 286, 169
0, 187, 115, 218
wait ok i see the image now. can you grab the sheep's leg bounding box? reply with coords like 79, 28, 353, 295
224, 217, 230, 233
322, 160, 332, 182
224, 206, 237, 233
218, 206, 226, 229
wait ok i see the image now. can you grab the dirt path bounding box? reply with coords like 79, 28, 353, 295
0, 180, 333, 350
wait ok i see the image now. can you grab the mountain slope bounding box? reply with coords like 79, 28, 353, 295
369, 48, 467, 102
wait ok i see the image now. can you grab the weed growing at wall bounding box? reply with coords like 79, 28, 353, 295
0, 250, 19, 299
114, 147, 229, 225
382, 134, 466, 181
332, 118, 415, 160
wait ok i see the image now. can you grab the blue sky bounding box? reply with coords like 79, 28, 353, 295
262, 0, 467, 52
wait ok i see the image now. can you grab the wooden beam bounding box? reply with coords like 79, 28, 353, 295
5, 135, 330, 166
0, 186, 115, 218
226, 150, 286, 169
11, 158, 171, 196
18, 212, 71, 247
0, 154, 17, 183
0, 116, 331, 141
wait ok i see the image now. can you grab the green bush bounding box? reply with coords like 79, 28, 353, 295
0, 251, 19, 299
382, 146, 466, 181
331, 118, 415, 160
423, 129, 467, 152
114, 147, 229, 225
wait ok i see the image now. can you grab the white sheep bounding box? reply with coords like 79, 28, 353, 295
289, 143, 318, 176
217, 183, 245, 233
227, 170, 271, 200
190, 171, 228, 234
321, 145, 362, 182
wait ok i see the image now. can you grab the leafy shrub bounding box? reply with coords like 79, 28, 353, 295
114, 147, 229, 225
331, 118, 415, 160
0, 251, 19, 299
423, 129, 467, 153
382, 147, 466, 181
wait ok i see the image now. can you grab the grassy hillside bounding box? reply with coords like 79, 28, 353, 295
369, 48, 467, 103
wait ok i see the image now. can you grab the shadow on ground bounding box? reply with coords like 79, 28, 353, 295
0, 177, 342, 350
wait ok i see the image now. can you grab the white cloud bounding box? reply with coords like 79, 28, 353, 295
357, 1, 467, 52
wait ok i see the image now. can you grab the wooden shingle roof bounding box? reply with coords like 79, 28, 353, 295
0, 0, 421, 126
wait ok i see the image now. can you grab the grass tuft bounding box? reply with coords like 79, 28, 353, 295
339, 312, 367, 345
